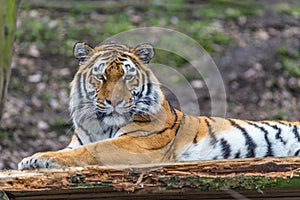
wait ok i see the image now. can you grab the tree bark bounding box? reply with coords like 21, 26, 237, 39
0, 0, 19, 123
1, 157, 300, 199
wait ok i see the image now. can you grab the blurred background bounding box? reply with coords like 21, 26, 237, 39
0, 0, 299, 169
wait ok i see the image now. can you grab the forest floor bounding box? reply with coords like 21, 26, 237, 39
0, 0, 300, 169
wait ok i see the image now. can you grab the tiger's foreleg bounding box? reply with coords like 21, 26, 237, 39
18, 146, 99, 169
18, 135, 168, 170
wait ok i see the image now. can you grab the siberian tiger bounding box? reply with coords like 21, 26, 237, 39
18, 42, 300, 170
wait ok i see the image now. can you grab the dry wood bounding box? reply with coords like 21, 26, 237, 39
1, 157, 300, 199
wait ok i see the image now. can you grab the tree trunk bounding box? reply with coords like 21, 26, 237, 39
1, 157, 300, 199
0, 0, 19, 123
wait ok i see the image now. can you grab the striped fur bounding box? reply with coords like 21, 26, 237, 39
18, 42, 300, 169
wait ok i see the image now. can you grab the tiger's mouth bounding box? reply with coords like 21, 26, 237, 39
96, 110, 132, 127
96, 111, 129, 119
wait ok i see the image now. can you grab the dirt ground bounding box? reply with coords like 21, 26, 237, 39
1, 1, 300, 169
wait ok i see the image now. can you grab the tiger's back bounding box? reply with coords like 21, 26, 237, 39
177, 116, 300, 161
18, 41, 300, 170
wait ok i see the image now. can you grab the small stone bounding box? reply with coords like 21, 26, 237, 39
28, 45, 40, 57
31, 96, 42, 108
36, 82, 47, 92
38, 120, 49, 130
243, 68, 256, 79
254, 29, 269, 40
28, 73, 42, 83
49, 98, 60, 109
191, 80, 204, 89
283, 27, 300, 38
59, 68, 71, 76
238, 16, 247, 25
254, 62, 263, 71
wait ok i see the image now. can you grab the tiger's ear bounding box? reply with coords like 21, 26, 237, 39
133, 43, 155, 64
73, 42, 94, 64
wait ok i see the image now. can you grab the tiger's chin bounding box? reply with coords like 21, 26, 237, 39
97, 111, 131, 127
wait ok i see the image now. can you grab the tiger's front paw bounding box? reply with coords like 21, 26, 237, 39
18, 152, 66, 170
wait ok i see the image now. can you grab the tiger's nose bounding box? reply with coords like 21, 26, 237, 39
105, 98, 124, 107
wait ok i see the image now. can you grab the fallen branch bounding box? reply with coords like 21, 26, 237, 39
1, 157, 300, 199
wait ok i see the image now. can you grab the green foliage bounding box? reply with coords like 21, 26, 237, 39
276, 47, 300, 77
9, 76, 25, 93
0, 0, 19, 122
0, 128, 16, 148
274, 3, 300, 17
0, 191, 10, 200
16, 0, 264, 69
282, 59, 300, 77
43, 92, 52, 101
197, 0, 262, 19
159, 175, 300, 191
152, 49, 186, 68
277, 47, 299, 59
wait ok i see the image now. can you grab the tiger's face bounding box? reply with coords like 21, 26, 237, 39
70, 42, 163, 128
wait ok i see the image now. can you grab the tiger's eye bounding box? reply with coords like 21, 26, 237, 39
125, 64, 131, 68
95, 74, 105, 81
124, 75, 133, 81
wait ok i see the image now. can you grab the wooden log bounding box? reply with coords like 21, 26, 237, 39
1, 157, 300, 199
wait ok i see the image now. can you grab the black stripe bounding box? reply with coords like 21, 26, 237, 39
234, 151, 241, 158
206, 116, 216, 122
168, 100, 177, 115
117, 57, 127, 62
108, 128, 114, 138
247, 122, 273, 157
102, 44, 128, 51
138, 73, 145, 98
134, 103, 179, 139
228, 119, 257, 158
76, 72, 83, 98
77, 123, 95, 143
163, 114, 186, 159
82, 54, 102, 70
111, 127, 120, 138
278, 121, 292, 126
122, 129, 148, 135
293, 125, 300, 142
204, 118, 217, 145
220, 138, 231, 159
261, 122, 286, 145
88, 68, 96, 87
85, 70, 96, 101
294, 149, 300, 156
127, 115, 151, 125
101, 52, 113, 59
132, 60, 142, 70
275, 127, 286, 145
153, 91, 160, 104
146, 83, 152, 96
145, 72, 152, 96
132, 119, 152, 123
82, 72, 90, 99
193, 118, 201, 143
75, 133, 84, 146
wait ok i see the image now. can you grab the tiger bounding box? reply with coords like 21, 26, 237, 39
18, 41, 300, 170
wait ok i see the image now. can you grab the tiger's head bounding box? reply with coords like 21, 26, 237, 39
70, 42, 164, 128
